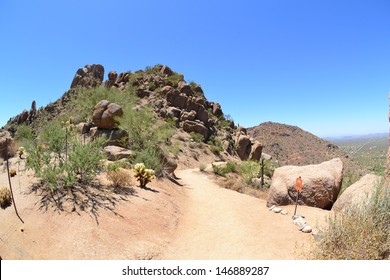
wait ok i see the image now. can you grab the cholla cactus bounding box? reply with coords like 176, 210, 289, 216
17, 147, 25, 159
0, 187, 12, 209
134, 163, 155, 188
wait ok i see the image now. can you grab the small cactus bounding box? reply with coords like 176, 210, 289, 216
17, 147, 25, 159
0, 187, 12, 209
9, 168, 17, 177
134, 163, 155, 188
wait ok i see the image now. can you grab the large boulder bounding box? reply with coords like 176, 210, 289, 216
92, 100, 123, 129
182, 120, 209, 140
0, 131, 15, 159
235, 135, 252, 160
267, 158, 344, 209
104, 146, 133, 161
332, 174, 384, 212
249, 141, 263, 161
70, 64, 104, 89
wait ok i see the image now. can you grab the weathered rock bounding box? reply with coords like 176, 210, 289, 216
105, 70, 118, 88
17, 110, 29, 124
76, 122, 93, 134
293, 217, 307, 230
272, 207, 282, 213
137, 89, 152, 98
212, 102, 223, 117
160, 65, 174, 76
197, 106, 210, 125
178, 81, 193, 96
267, 158, 344, 209
182, 120, 209, 140
332, 174, 384, 212
92, 100, 123, 129
280, 210, 289, 215
249, 141, 263, 161
104, 146, 133, 161
173, 94, 188, 109
181, 110, 197, 122
235, 135, 252, 160
0, 131, 15, 159
116, 72, 130, 84
301, 225, 312, 233
70, 64, 104, 89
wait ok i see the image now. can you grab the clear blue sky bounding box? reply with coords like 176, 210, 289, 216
1, 0, 389, 137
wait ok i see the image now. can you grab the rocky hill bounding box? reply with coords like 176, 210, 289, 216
1, 64, 264, 170
247, 122, 363, 175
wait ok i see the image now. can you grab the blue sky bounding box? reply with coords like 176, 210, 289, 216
0, 0, 389, 137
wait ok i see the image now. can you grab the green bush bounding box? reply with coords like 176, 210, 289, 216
14, 125, 35, 145
308, 184, 390, 260
26, 122, 106, 190
237, 161, 261, 184
212, 161, 237, 176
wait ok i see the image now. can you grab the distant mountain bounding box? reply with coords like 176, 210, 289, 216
247, 121, 353, 169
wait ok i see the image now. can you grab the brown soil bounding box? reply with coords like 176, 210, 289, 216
0, 158, 330, 260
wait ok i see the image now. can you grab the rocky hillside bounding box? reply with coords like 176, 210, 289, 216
247, 122, 362, 175
1, 64, 264, 170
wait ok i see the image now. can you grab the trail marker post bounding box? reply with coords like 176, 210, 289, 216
293, 176, 302, 216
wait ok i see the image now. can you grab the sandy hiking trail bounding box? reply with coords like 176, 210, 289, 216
0, 158, 329, 260
162, 168, 329, 260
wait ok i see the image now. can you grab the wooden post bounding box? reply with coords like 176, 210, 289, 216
6, 139, 24, 223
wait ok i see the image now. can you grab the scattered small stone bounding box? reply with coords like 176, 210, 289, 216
20, 227, 24, 233
293, 217, 307, 230
272, 207, 282, 213
302, 226, 312, 233
269, 205, 276, 211
280, 210, 289, 215
292, 215, 305, 220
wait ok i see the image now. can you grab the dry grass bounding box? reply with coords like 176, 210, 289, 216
215, 173, 269, 200
0, 187, 12, 209
107, 169, 133, 188
306, 184, 390, 260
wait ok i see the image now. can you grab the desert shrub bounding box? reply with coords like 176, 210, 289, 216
308, 184, 390, 260
190, 132, 204, 143
67, 137, 106, 184
207, 135, 223, 155
165, 73, 184, 87
14, 125, 35, 145
212, 161, 237, 177
134, 163, 155, 188
0, 187, 12, 209
237, 161, 261, 184
26, 123, 106, 191
107, 169, 133, 188
119, 105, 175, 175
199, 163, 207, 171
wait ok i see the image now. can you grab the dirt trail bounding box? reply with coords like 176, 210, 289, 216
0, 159, 329, 260
162, 168, 329, 260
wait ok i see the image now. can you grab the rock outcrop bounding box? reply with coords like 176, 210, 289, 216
332, 174, 384, 212
267, 158, 344, 209
70, 64, 104, 89
104, 146, 133, 161
0, 131, 15, 159
92, 100, 123, 130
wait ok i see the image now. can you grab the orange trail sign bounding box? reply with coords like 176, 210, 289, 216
293, 176, 302, 216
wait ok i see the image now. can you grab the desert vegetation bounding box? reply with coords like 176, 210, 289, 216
307, 184, 389, 260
